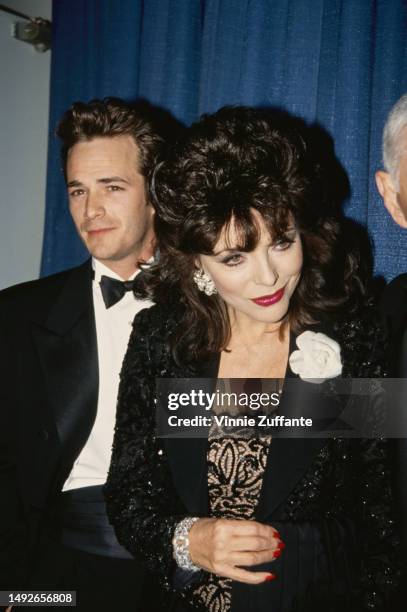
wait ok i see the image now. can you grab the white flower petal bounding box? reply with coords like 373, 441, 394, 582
289, 331, 342, 382
314, 333, 341, 354
300, 376, 325, 385
288, 349, 304, 375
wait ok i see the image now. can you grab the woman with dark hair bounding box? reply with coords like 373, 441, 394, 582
105, 107, 399, 611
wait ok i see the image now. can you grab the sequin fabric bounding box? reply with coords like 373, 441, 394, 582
104, 305, 188, 596
105, 303, 401, 611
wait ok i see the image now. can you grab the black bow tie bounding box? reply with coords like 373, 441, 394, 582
99, 274, 144, 309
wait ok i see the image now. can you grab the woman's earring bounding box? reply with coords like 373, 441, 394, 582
192, 269, 217, 296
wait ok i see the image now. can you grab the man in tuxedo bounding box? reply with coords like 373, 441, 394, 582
376, 93, 407, 563
0, 98, 168, 610
376, 94, 407, 363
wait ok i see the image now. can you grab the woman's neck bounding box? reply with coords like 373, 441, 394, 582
219, 309, 290, 379
228, 308, 287, 346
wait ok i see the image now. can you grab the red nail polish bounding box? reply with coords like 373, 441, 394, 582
264, 573, 277, 582
278, 540, 286, 550
273, 548, 282, 558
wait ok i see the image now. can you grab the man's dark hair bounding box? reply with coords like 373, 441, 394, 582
147, 106, 366, 363
57, 97, 172, 183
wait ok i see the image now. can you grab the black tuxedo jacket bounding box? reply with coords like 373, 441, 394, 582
380, 273, 407, 376
105, 302, 400, 611
0, 260, 98, 588
381, 273, 407, 559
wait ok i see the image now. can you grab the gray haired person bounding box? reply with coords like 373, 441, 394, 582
376, 93, 407, 228
377, 94, 407, 579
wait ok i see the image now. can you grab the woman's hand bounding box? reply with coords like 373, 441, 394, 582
188, 517, 283, 584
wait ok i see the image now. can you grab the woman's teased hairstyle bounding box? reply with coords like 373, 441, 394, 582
148, 106, 365, 363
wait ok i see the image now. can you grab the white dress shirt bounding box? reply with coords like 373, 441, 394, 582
62, 258, 152, 491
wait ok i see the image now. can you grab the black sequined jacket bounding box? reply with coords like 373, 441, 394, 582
105, 302, 401, 612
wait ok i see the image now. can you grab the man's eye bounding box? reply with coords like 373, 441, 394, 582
222, 254, 243, 266
69, 189, 84, 197
107, 185, 123, 191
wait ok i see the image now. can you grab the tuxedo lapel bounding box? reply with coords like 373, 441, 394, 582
256, 325, 345, 520
30, 261, 98, 467
255, 377, 328, 520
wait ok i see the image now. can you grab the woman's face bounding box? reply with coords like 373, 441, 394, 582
198, 211, 303, 326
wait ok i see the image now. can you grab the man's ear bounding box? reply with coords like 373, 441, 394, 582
375, 170, 407, 228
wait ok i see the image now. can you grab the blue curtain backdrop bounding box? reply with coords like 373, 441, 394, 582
41, 0, 407, 280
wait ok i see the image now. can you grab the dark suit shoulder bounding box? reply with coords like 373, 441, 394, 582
0, 262, 88, 305
385, 273, 407, 291
0, 261, 91, 317
380, 274, 407, 345
381, 274, 407, 315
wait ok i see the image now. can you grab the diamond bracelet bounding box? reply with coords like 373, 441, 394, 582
172, 517, 201, 572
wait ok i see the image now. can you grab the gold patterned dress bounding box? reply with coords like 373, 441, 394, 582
191, 401, 272, 612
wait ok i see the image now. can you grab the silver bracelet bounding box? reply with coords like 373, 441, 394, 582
172, 517, 201, 572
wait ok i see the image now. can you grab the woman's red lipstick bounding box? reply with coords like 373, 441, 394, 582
251, 287, 285, 307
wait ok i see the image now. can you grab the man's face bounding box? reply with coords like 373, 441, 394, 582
398, 150, 407, 219
376, 127, 407, 228
67, 135, 154, 275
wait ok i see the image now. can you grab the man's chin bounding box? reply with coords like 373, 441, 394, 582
83, 237, 116, 259
85, 246, 117, 261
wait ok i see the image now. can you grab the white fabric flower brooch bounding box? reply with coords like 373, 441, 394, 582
288, 331, 342, 384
